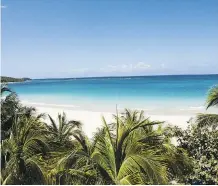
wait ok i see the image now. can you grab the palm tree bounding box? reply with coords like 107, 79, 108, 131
1, 87, 20, 141
1, 114, 49, 184
47, 112, 82, 145
53, 109, 190, 184
1, 97, 44, 141
206, 85, 218, 109
196, 85, 218, 128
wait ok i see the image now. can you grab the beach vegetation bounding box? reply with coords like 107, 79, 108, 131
166, 85, 218, 184
1, 76, 31, 83
0, 84, 217, 185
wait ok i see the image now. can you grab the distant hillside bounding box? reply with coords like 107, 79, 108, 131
1, 76, 31, 83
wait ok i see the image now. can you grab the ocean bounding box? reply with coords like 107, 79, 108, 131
7, 74, 218, 115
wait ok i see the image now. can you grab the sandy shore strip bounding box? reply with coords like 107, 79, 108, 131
32, 106, 193, 138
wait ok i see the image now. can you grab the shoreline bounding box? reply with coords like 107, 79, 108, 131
29, 104, 193, 138
20, 99, 215, 116
20, 95, 216, 137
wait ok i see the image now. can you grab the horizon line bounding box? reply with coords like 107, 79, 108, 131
32, 73, 218, 80
1, 73, 218, 80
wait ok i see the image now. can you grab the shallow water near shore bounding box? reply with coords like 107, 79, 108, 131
8, 74, 218, 115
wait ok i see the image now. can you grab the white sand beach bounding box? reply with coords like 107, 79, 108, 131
28, 105, 193, 138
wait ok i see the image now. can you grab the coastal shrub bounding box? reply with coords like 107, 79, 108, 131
166, 85, 218, 184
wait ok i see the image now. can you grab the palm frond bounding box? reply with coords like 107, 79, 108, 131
36, 113, 46, 119
1, 174, 13, 185
24, 137, 50, 157
119, 172, 144, 185
72, 132, 89, 154
91, 119, 116, 183
206, 85, 218, 109
25, 158, 46, 184
48, 114, 58, 133
118, 152, 168, 184
196, 113, 218, 129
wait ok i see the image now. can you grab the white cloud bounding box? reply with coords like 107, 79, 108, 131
100, 62, 151, 73
1, 5, 7, 8
69, 62, 151, 75
134, 62, 150, 69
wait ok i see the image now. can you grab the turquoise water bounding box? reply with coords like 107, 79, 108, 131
7, 75, 218, 113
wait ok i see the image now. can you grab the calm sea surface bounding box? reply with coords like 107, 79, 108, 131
7, 75, 218, 114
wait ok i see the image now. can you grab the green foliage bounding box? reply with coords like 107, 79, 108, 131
2, 85, 217, 185
190, 155, 218, 185
168, 119, 218, 184
1, 85, 20, 141
167, 84, 218, 184
1, 86, 44, 141
52, 109, 192, 185
206, 85, 218, 109
1, 114, 49, 184
46, 113, 82, 149
1, 76, 31, 83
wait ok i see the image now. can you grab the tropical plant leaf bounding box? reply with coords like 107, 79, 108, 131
206, 85, 218, 109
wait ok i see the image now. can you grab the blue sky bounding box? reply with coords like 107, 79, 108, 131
1, 0, 218, 78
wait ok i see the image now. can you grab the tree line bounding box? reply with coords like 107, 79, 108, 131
1, 76, 31, 83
